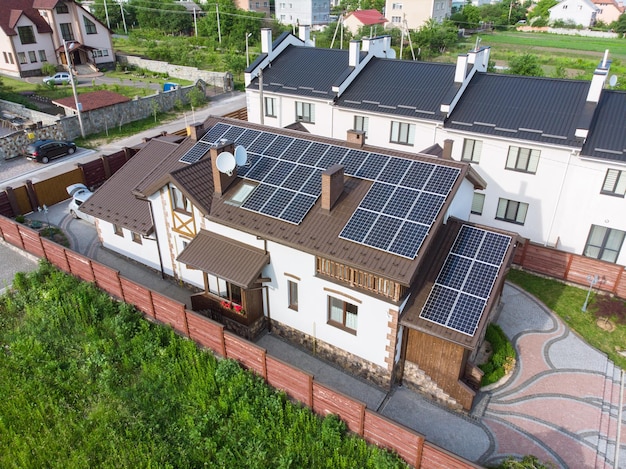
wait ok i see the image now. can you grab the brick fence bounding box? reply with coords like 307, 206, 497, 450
0, 215, 479, 469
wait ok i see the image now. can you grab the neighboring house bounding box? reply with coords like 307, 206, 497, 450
592, 0, 624, 24
52, 89, 130, 115
80, 116, 519, 411
548, 0, 600, 26
0, 0, 114, 78
244, 28, 626, 268
234, 0, 271, 16
384, 0, 452, 30
343, 9, 387, 35
275, 0, 330, 26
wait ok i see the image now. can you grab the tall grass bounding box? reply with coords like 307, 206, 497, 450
0, 261, 407, 468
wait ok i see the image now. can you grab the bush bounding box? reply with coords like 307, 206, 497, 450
41, 63, 56, 77
479, 324, 516, 386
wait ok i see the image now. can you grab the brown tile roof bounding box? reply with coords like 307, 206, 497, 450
176, 229, 269, 288
345, 9, 388, 25
52, 90, 130, 112
80, 138, 181, 234
1, 0, 53, 36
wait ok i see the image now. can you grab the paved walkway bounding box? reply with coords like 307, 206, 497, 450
5, 107, 625, 468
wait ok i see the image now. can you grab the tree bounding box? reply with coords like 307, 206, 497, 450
528, 0, 557, 21
450, 3, 482, 29
91, 0, 136, 31
508, 53, 544, 76
130, 0, 193, 34
413, 19, 459, 59
615, 13, 626, 35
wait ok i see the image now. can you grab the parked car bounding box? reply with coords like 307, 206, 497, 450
66, 184, 94, 223
42, 72, 72, 85
25, 139, 77, 164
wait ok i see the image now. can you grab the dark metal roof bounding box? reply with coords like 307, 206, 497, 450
581, 90, 626, 162
336, 58, 455, 121
446, 73, 590, 147
177, 229, 269, 288
247, 45, 352, 99
80, 138, 181, 234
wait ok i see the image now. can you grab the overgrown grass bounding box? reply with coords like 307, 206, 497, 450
0, 261, 407, 468
479, 324, 516, 386
507, 269, 626, 370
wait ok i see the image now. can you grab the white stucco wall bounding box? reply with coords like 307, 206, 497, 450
10, 16, 56, 75
98, 219, 162, 271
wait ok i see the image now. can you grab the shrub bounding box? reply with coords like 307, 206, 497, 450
41, 63, 57, 77
479, 324, 516, 386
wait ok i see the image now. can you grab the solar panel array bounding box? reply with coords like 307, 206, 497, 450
420, 225, 511, 336
199, 123, 461, 257
179, 141, 211, 164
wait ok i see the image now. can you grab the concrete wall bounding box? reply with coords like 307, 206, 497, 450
117, 54, 234, 91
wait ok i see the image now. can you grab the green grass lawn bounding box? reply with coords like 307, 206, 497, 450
507, 269, 626, 370
0, 262, 407, 468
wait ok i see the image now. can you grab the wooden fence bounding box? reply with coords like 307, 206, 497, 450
0, 214, 479, 469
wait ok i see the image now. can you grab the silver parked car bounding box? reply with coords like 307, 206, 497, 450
66, 183, 94, 223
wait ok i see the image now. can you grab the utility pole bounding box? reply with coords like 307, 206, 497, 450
119, 0, 127, 34
216, 4, 222, 44
193, 7, 198, 37
63, 40, 84, 138
103, 0, 111, 29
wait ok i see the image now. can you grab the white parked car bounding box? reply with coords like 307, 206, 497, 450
66, 183, 94, 223
43, 72, 72, 85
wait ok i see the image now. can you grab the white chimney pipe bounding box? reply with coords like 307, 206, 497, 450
455, 54, 469, 83
349, 40, 360, 67
261, 28, 272, 54
299, 25, 310, 44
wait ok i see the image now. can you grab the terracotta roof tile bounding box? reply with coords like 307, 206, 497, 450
52, 90, 130, 112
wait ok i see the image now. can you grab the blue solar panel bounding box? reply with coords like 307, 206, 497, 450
264, 161, 297, 186
264, 135, 293, 158
340, 209, 378, 243
245, 156, 278, 182
282, 139, 311, 162
241, 184, 276, 212
201, 123, 230, 143
248, 133, 277, 154
424, 166, 460, 195
282, 165, 316, 191
281, 193, 317, 224
382, 187, 419, 219
360, 183, 395, 212
260, 188, 296, 218
179, 141, 211, 164
356, 153, 390, 180
299, 142, 329, 166
236, 152, 259, 178
407, 192, 445, 225
342, 149, 369, 175
377, 157, 411, 184
400, 161, 435, 190
388, 222, 428, 259
223, 125, 246, 142
364, 216, 403, 250
301, 169, 322, 196
317, 146, 348, 169
236, 129, 262, 147
419, 225, 512, 336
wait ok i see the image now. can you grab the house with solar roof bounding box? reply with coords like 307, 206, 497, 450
245, 28, 626, 268
80, 116, 519, 410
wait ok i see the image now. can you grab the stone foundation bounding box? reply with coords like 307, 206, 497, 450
269, 320, 392, 389
402, 361, 464, 412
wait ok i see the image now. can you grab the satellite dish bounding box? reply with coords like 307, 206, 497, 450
234, 145, 248, 166
216, 151, 236, 176
609, 75, 618, 87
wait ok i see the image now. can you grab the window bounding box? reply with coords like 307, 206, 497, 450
17, 52, 27, 64
328, 296, 358, 334
506, 146, 540, 174
207, 274, 242, 303
28, 51, 37, 63
38, 50, 47, 62
132, 232, 143, 244
3, 52, 8, 64
7, 53, 14, 64
392, 2, 403, 8
288, 280, 298, 310
113, 224, 123, 237
601, 169, 626, 197
83, 16, 97, 34
390, 121, 415, 146
354, 115, 369, 136
295, 101, 315, 123
462, 139, 482, 163
170, 185, 191, 213
584, 225, 625, 263
496, 198, 528, 225
228, 182, 256, 206
392, 16, 402, 23
471, 192, 485, 215
93, 49, 109, 58
60, 23, 75, 41
265, 97, 276, 117
56, 3, 69, 13
18, 26, 36, 45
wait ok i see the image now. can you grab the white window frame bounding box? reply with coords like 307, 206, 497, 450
496, 198, 528, 225
354, 115, 369, 136
390, 121, 415, 146
601, 169, 626, 197
265, 97, 276, 117
295, 101, 315, 123
471, 192, 485, 215
462, 139, 482, 163
584, 225, 625, 264
506, 146, 540, 174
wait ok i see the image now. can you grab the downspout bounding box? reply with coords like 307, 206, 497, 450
259, 68, 264, 125
546, 150, 575, 247
147, 198, 165, 279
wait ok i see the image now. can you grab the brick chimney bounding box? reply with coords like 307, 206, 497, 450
347, 129, 365, 148
187, 122, 204, 141
211, 140, 237, 196
321, 164, 344, 212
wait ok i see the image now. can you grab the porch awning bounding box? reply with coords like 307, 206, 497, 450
177, 229, 269, 288
55, 41, 96, 53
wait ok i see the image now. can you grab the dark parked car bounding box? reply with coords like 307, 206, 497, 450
25, 140, 76, 163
